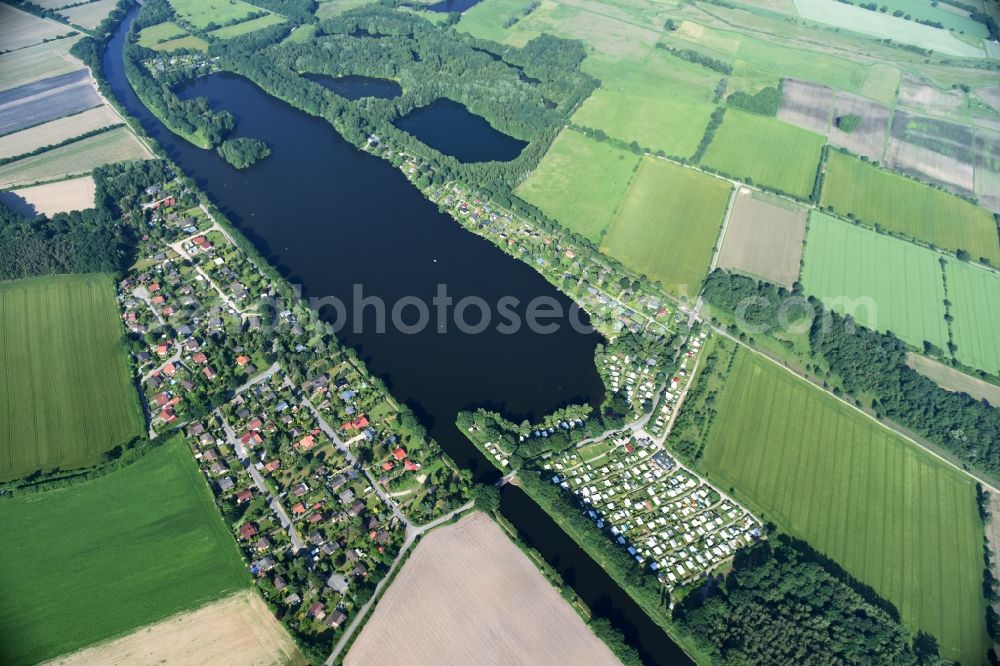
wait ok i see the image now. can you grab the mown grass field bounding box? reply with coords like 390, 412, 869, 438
601, 158, 731, 297
945, 259, 1000, 375
0, 436, 250, 664
572, 49, 721, 159
137, 21, 188, 48
515, 128, 639, 241
457, 0, 534, 42
801, 212, 949, 352
699, 348, 988, 665
210, 13, 286, 39
821, 150, 1000, 265
0, 38, 83, 92
907, 353, 1000, 407
701, 109, 825, 198
0, 275, 144, 482
168, 0, 270, 29
0, 127, 151, 189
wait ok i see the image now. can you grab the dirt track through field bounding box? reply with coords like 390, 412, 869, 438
345, 512, 620, 666
47, 591, 304, 666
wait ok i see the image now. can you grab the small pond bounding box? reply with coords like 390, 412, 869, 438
303, 73, 402, 100
394, 98, 527, 163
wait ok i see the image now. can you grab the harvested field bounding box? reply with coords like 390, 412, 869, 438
975, 165, 1000, 212
49, 591, 304, 666
0, 106, 120, 159
979, 84, 1000, 115
0, 39, 82, 92
777, 78, 832, 136
890, 110, 977, 167
4, 175, 97, 216
829, 90, 890, 159
907, 353, 1000, 407
885, 138, 975, 196
716, 188, 806, 288
0, 70, 102, 136
58, 0, 119, 29
0, 126, 152, 188
899, 75, 965, 117
345, 512, 619, 666
0, 4, 73, 52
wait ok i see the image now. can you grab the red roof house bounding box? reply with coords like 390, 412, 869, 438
392, 447, 407, 461
239, 522, 258, 539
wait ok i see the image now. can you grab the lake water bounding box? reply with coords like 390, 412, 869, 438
394, 98, 527, 163
421, 0, 484, 13
301, 73, 401, 100
105, 7, 692, 664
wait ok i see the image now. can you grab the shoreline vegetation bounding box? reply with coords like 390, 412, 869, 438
2, 0, 997, 663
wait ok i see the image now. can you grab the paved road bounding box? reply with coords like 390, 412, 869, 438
217, 407, 306, 552
325, 501, 475, 665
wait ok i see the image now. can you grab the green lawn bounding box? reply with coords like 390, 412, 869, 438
0, 275, 144, 482
209, 13, 286, 39
0, 436, 250, 663
699, 348, 988, 665
701, 109, 825, 198
821, 150, 1000, 265
137, 21, 186, 47
515, 128, 640, 241
601, 158, 731, 297
168, 0, 272, 29
572, 49, 722, 159
801, 212, 949, 353
945, 258, 1000, 375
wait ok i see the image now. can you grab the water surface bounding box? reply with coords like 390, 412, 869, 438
302, 73, 401, 100
394, 98, 527, 163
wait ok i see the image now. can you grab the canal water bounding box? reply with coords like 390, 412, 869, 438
105, 8, 692, 664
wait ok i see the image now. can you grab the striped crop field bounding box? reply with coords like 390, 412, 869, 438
700, 108, 826, 198
699, 348, 988, 664
820, 150, 1000, 265
945, 259, 1000, 376
0, 274, 144, 482
801, 212, 949, 353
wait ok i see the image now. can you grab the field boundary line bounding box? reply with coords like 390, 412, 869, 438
715, 326, 1000, 494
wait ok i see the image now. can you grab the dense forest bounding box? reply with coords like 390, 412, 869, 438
217, 137, 272, 169
206, 5, 595, 193
122, 0, 237, 148
702, 269, 1000, 476
0, 160, 172, 282
674, 537, 950, 665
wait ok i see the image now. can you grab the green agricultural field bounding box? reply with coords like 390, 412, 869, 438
792, 0, 985, 57
457, 0, 535, 42
0, 127, 151, 189
821, 151, 1000, 265
699, 348, 988, 665
572, 49, 721, 159
168, 0, 270, 30
210, 13, 286, 39
801, 212, 949, 353
945, 259, 1000, 375
155, 35, 210, 51
601, 158, 731, 297
137, 21, 187, 47
0, 275, 144, 482
0, 436, 249, 663
515, 128, 640, 241
873, 0, 989, 37
701, 109, 825, 198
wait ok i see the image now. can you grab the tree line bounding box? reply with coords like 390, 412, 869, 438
701, 269, 1000, 477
